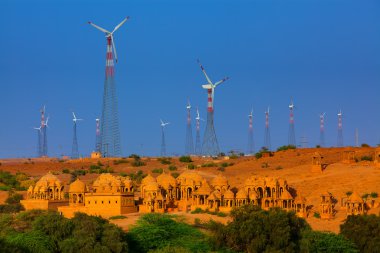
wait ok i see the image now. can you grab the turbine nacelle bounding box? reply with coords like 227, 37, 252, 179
160, 119, 170, 127
72, 112, 83, 123
88, 16, 130, 63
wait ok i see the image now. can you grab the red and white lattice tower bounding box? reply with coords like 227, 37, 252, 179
288, 99, 296, 146
319, 112, 326, 147
197, 59, 229, 156
247, 109, 254, 155
337, 110, 343, 147
185, 100, 194, 155
195, 107, 202, 155
264, 107, 271, 150
95, 118, 101, 152
89, 17, 129, 157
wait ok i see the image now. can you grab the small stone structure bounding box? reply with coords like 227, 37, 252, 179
345, 192, 365, 216
311, 152, 324, 173
320, 191, 334, 219
21, 172, 68, 211
342, 150, 356, 164
91, 151, 102, 159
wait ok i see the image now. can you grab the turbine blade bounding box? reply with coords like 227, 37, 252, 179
111, 35, 118, 63
214, 76, 229, 87
112, 16, 129, 34
197, 59, 212, 84
88, 22, 110, 34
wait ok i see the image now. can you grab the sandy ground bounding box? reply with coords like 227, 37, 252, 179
1, 147, 379, 233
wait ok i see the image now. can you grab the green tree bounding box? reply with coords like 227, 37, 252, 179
127, 213, 210, 253
209, 205, 308, 253
300, 230, 358, 253
340, 214, 380, 253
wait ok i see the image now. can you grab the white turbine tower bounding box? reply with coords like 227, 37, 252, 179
72, 112, 83, 159
160, 119, 170, 157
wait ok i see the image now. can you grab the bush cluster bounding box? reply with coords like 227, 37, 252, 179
179, 156, 192, 163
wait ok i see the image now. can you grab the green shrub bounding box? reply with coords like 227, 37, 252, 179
360, 156, 373, 161
168, 165, 177, 171
201, 162, 217, 167
132, 160, 146, 167
361, 143, 370, 147
313, 212, 321, 219
109, 215, 127, 220
179, 156, 193, 163
346, 191, 353, 196
370, 192, 378, 198
114, 159, 129, 165
129, 154, 141, 160
62, 168, 70, 174
97, 161, 104, 166
361, 193, 369, 199
191, 208, 204, 214
187, 164, 195, 170
171, 172, 180, 178
5, 192, 23, 205
152, 168, 163, 174
158, 157, 172, 165
277, 145, 296, 152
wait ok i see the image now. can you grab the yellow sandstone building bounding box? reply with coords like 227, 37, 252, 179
22, 171, 308, 218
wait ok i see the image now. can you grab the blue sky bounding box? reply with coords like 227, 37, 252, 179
0, 0, 379, 158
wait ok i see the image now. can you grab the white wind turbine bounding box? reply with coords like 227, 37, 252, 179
72, 112, 83, 123
88, 17, 130, 63
197, 59, 229, 108
160, 119, 170, 128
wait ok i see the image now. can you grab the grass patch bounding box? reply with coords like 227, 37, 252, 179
187, 164, 195, 170
201, 162, 217, 167
109, 215, 127, 220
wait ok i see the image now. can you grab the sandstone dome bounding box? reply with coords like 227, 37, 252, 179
69, 178, 87, 193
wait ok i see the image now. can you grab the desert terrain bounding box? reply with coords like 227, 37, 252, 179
1, 147, 379, 233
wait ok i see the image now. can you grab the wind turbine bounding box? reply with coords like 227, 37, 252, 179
197, 59, 229, 111
197, 59, 229, 156
264, 106, 271, 150
185, 99, 194, 155
248, 107, 254, 155
160, 119, 170, 157
71, 112, 83, 159
88, 17, 129, 63
337, 110, 344, 147
288, 98, 296, 146
319, 112, 326, 147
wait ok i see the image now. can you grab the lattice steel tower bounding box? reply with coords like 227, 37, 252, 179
185, 100, 194, 155
288, 99, 296, 146
319, 112, 326, 147
95, 118, 101, 152
160, 120, 169, 157
264, 107, 271, 150
33, 125, 42, 157
337, 110, 343, 147
88, 17, 129, 157
40, 106, 48, 157
195, 107, 202, 155
247, 108, 254, 155
71, 112, 82, 159
197, 60, 229, 156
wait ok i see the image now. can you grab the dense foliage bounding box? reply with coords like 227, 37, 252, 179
300, 230, 358, 253
0, 191, 24, 214
209, 205, 308, 252
340, 214, 380, 253
277, 145, 296, 152
127, 213, 210, 253
0, 210, 128, 253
